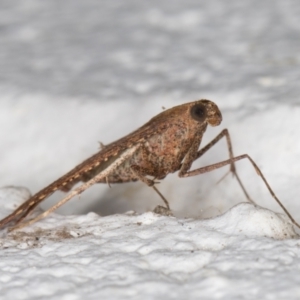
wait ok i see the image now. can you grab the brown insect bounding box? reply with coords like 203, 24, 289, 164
0, 99, 299, 231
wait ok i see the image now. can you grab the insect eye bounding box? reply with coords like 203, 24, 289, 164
190, 103, 206, 122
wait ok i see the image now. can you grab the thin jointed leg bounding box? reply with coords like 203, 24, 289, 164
131, 165, 170, 210
180, 153, 300, 229
192, 129, 255, 204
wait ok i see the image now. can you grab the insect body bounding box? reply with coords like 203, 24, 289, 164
0, 100, 299, 231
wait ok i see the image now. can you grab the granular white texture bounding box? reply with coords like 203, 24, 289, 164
0, 187, 300, 300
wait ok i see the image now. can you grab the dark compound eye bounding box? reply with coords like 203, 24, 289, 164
190, 103, 206, 122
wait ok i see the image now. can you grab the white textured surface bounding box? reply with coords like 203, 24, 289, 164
1, 1, 300, 299
0, 187, 299, 300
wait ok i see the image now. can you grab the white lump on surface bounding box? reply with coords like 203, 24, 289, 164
202, 202, 298, 239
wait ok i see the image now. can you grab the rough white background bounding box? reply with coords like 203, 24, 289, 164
1, 1, 300, 299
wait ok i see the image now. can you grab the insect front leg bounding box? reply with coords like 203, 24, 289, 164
180, 129, 254, 204
195, 129, 235, 172
179, 151, 300, 229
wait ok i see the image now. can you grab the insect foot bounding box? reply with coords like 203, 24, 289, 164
153, 205, 174, 217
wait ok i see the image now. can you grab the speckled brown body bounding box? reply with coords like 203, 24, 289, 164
0, 100, 222, 229
88, 100, 220, 183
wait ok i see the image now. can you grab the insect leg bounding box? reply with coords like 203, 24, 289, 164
9, 145, 140, 231
0, 188, 57, 229
191, 129, 254, 204
179, 154, 300, 229
131, 165, 170, 210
